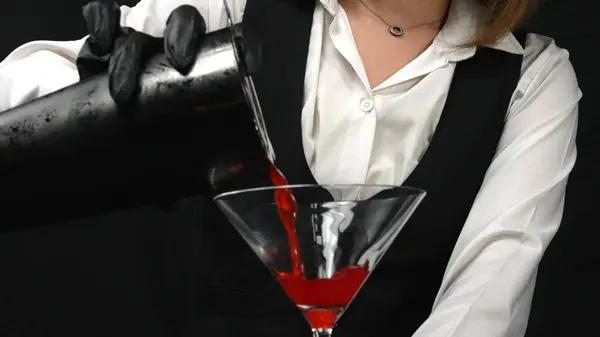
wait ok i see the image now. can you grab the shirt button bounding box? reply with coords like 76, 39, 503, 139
359, 98, 374, 113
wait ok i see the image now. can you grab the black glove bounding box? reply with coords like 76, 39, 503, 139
76, 0, 207, 105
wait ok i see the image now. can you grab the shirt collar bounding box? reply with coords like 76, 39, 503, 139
318, 0, 524, 62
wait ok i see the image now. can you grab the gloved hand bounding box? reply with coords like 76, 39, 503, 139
76, 0, 207, 105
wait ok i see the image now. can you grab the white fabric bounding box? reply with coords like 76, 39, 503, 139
0, 0, 581, 336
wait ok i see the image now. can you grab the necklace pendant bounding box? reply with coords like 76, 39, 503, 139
389, 26, 404, 37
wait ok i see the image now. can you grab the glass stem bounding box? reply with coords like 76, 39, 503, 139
312, 329, 333, 337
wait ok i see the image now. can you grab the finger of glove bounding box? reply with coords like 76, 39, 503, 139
163, 5, 207, 74
77, 42, 112, 80
108, 31, 162, 105
82, 0, 122, 55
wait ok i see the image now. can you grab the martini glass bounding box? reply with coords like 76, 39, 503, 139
213, 184, 426, 337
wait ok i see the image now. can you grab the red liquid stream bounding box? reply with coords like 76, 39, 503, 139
268, 162, 369, 330
269, 163, 303, 277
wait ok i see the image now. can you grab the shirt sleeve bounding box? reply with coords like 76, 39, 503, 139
0, 0, 245, 112
411, 34, 582, 337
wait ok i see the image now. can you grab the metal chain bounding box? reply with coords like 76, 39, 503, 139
355, 0, 442, 37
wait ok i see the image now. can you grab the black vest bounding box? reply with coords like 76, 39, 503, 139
0, 0, 525, 336
190, 1, 526, 336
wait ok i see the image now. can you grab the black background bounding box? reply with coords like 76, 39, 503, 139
0, 0, 598, 336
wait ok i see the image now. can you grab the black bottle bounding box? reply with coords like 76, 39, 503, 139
0, 24, 273, 228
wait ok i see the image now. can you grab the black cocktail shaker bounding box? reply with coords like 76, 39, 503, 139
0, 24, 274, 227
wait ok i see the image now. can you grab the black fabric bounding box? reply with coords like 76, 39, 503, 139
242, 0, 318, 186
514, 29, 527, 47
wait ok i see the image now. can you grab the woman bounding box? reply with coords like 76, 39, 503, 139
0, 0, 581, 336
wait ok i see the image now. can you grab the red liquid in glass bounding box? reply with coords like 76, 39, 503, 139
277, 266, 369, 329
268, 162, 369, 330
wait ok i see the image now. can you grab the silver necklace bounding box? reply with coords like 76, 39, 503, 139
356, 0, 442, 37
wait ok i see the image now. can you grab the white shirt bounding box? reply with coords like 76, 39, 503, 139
0, 0, 581, 336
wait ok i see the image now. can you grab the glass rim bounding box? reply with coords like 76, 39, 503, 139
213, 183, 426, 201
